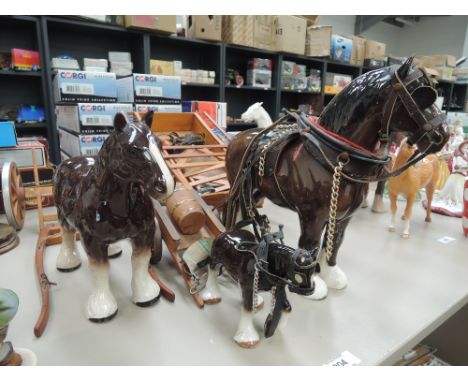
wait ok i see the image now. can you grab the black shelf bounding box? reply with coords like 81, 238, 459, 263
15, 122, 48, 128
226, 85, 276, 91
281, 89, 321, 95
181, 83, 219, 88
0, 70, 42, 77
8, 15, 464, 164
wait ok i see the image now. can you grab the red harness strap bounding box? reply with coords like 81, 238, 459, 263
308, 116, 379, 158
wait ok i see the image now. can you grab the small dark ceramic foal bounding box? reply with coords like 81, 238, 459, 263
54, 112, 174, 321
206, 229, 317, 348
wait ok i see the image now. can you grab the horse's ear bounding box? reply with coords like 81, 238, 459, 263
398, 56, 415, 78
114, 112, 128, 132
144, 110, 154, 128
258, 102, 263, 106
411, 86, 438, 110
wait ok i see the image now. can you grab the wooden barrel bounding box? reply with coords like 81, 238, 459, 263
166, 185, 206, 235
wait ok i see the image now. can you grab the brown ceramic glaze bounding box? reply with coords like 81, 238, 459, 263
54, 112, 170, 263
210, 229, 317, 337
226, 59, 449, 268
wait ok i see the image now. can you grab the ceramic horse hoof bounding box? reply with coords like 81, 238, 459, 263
388, 226, 396, 232
303, 275, 328, 300
56, 230, 81, 272
371, 194, 387, 213
401, 233, 410, 239
86, 288, 118, 322
108, 243, 122, 259
134, 294, 161, 307
361, 198, 369, 208
320, 259, 348, 290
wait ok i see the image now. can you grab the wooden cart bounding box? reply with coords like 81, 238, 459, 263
150, 112, 231, 208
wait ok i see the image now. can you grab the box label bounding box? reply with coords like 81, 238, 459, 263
62, 83, 95, 95
136, 86, 163, 97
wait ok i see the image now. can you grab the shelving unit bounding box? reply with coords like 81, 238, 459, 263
2, 15, 467, 164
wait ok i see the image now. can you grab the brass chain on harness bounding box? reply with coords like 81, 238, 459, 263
325, 153, 349, 262
252, 265, 260, 313
258, 125, 295, 177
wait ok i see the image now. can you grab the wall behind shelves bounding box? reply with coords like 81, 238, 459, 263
316, 15, 468, 61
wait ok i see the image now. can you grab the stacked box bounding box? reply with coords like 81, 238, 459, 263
305, 26, 332, 57
58, 128, 109, 157
247, 69, 272, 88
134, 104, 182, 113
53, 70, 117, 103
56, 103, 133, 135
182, 101, 227, 129
117, 73, 181, 104
331, 35, 352, 63
109, 51, 133, 77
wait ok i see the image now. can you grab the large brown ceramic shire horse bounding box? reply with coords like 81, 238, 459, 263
225, 58, 448, 300
54, 112, 174, 321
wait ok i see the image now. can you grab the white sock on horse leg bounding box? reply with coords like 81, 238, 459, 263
56, 229, 81, 271
131, 247, 160, 305
401, 219, 411, 238
201, 266, 222, 304
319, 253, 348, 290
234, 307, 259, 348
86, 261, 117, 321
303, 274, 328, 300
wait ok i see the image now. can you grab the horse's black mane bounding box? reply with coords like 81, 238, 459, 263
318, 66, 394, 133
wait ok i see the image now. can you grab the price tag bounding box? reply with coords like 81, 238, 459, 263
325, 351, 361, 366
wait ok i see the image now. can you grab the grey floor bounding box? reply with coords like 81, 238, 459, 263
1, 196, 467, 365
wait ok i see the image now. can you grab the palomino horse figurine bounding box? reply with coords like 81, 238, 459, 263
201, 227, 317, 348
54, 112, 174, 321
388, 139, 440, 238
225, 57, 448, 300
241, 102, 273, 128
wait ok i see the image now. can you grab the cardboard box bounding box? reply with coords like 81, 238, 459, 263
222, 16, 275, 51
0, 141, 46, 168
124, 16, 176, 34
150, 60, 174, 76
58, 128, 109, 157
182, 101, 227, 129
274, 15, 307, 55
0, 121, 17, 148
11, 48, 40, 71
56, 103, 133, 135
305, 26, 332, 57
246, 69, 272, 88
430, 55, 456, 68
117, 74, 181, 104
364, 40, 386, 60
331, 35, 352, 63
53, 70, 117, 103
248, 58, 273, 71
134, 104, 182, 113
187, 16, 222, 41
350, 36, 366, 66
325, 72, 352, 94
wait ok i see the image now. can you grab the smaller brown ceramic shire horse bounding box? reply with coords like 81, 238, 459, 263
225, 57, 448, 301
54, 112, 174, 322
208, 228, 317, 348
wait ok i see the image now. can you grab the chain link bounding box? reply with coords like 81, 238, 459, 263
258, 124, 295, 177
269, 286, 277, 315
325, 158, 346, 262
252, 265, 260, 313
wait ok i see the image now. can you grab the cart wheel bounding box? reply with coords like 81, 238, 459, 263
2, 162, 26, 230
150, 222, 163, 265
